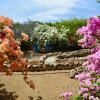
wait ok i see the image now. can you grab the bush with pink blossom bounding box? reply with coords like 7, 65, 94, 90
62, 17, 100, 100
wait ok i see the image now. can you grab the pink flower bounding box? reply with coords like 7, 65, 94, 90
79, 87, 88, 94
76, 16, 100, 99
89, 96, 99, 100
77, 17, 100, 48
61, 92, 73, 100
96, 86, 100, 91
83, 93, 88, 99
75, 72, 91, 82
84, 79, 92, 86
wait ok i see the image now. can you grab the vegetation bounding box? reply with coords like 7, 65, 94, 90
31, 24, 69, 52
0, 16, 35, 89
13, 18, 87, 52
62, 16, 100, 100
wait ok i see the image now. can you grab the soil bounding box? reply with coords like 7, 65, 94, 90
0, 70, 79, 100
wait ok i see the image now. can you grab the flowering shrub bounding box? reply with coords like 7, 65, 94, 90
0, 16, 35, 89
32, 24, 59, 45
62, 17, 100, 100
31, 24, 69, 52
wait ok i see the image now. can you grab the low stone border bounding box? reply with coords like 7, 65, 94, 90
24, 49, 90, 72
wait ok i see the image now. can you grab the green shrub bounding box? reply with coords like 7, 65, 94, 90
13, 18, 86, 51
47, 18, 86, 50
20, 39, 33, 51
31, 24, 69, 51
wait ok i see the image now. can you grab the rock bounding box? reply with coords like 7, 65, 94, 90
69, 69, 77, 78
24, 49, 90, 71
76, 67, 85, 74
39, 55, 46, 62
69, 66, 85, 78
57, 49, 90, 59
44, 56, 58, 66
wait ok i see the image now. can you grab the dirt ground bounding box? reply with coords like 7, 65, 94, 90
0, 70, 79, 100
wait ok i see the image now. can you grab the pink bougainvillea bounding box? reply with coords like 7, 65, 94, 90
61, 92, 73, 100
62, 16, 100, 100
76, 16, 100, 100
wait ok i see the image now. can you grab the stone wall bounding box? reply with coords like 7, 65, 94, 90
24, 49, 90, 71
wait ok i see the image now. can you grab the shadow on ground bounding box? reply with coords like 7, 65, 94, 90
0, 84, 18, 100
0, 84, 41, 100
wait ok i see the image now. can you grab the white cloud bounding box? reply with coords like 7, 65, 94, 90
0, 0, 99, 22
0, 0, 80, 22
31, 8, 67, 22
33, 0, 78, 8
31, 0, 79, 22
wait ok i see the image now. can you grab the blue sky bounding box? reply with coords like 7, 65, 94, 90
0, 0, 100, 22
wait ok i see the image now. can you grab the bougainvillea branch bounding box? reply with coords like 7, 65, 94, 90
75, 16, 100, 100
62, 16, 100, 100
0, 16, 35, 89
